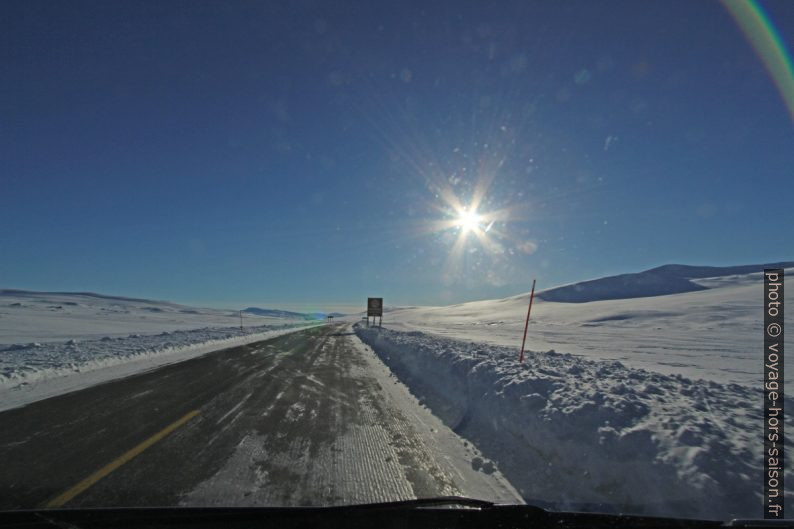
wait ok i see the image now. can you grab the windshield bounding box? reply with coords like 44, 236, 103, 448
1, 0, 792, 522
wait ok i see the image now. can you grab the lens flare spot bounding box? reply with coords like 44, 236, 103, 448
456, 208, 482, 233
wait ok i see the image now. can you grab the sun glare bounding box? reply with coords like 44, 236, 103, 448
456, 208, 481, 233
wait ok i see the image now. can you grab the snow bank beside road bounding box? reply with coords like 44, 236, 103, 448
0, 323, 317, 412
355, 325, 793, 519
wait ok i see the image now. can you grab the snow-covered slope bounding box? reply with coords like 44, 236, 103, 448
378, 267, 793, 390
352, 264, 793, 517
0, 290, 306, 344
536, 261, 794, 303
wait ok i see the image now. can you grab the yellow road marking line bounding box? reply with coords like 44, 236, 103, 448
43, 409, 200, 508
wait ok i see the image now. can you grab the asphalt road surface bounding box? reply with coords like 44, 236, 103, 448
0, 324, 520, 509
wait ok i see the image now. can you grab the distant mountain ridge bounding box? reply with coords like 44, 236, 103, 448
242, 307, 315, 319
0, 289, 165, 305
0, 291, 342, 320
242, 307, 346, 320
536, 261, 794, 303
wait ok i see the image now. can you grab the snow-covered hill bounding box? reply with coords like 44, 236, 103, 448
0, 290, 306, 344
379, 265, 793, 390
353, 262, 794, 518
536, 261, 794, 303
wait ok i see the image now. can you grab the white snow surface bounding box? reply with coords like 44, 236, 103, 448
351, 268, 793, 518
355, 325, 793, 519
0, 290, 318, 411
1, 268, 790, 517
374, 269, 793, 391
0, 289, 307, 344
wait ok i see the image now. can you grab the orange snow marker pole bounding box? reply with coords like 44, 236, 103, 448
518, 279, 536, 363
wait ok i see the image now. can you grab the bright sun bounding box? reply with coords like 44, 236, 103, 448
456, 208, 481, 233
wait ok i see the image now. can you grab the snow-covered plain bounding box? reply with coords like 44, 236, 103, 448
378, 268, 793, 391
0, 290, 318, 410
0, 290, 307, 344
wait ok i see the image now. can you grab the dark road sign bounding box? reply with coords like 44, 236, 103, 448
367, 298, 383, 317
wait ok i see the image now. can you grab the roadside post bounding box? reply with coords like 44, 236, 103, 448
367, 297, 383, 327
518, 279, 536, 363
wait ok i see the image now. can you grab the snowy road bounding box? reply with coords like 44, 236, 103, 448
0, 324, 520, 509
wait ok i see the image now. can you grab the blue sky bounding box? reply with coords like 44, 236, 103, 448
2, 0, 793, 312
